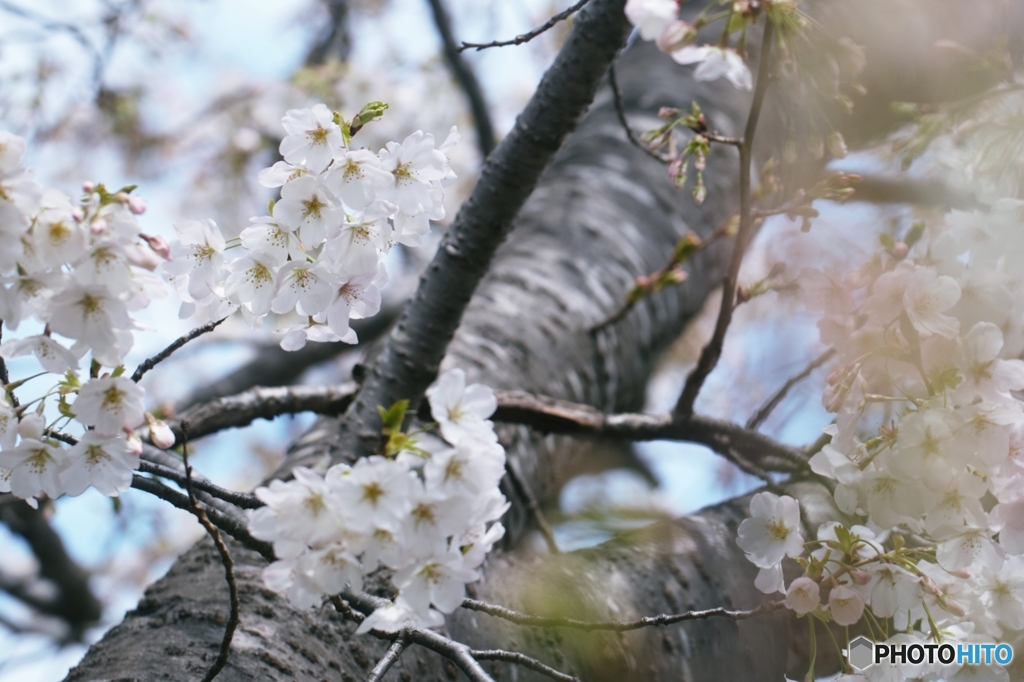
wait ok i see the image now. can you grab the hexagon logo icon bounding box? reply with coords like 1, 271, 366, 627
844, 636, 875, 671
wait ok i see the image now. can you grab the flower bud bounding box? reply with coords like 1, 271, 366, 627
90, 218, 108, 235
658, 106, 680, 120
141, 233, 171, 260
125, 430, 143, 456
128, 196, 147, 215
850, 569, 871, 585
113, 191, 130, 204
146, 413, 176, 449
82, 181, 95, 193
657, 20, 697, 53
827, 132, 848, 159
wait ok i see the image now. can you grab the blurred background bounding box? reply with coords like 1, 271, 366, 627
0, 0, 945, 678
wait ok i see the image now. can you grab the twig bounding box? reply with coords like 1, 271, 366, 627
674, 20, 776, 416
471, 649, 580, 682
491, 389, 807, 472
590, 223, 730, 332
608, 60, 670, 163
176, 424, 238, 682
136, 459, 262, 510
131, 317, 227, 383
746, 349, 835, 430
504, 459, 559, 553
461, 598, 785, 631
129, 475, 274, 561
336, 591, 497, 682
165, 383, 358, 446
426, 0, 496, 157
459, 0, 592, 52
366, 630, 411, 682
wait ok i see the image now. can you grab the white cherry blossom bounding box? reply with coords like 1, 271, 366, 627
279, 103, 343, 174
60, 432, 138, 496
72, 376, 146, 436
425, 368, 498, 445
736, 492, 804, 568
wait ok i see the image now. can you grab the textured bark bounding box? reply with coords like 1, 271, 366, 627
65, 1, 1022, 681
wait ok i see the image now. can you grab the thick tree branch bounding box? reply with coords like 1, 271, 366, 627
166, 383, 357, 446
335, 0, 633, 463
0, 496, 101, 639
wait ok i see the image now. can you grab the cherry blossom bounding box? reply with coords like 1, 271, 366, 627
424, 368, 498, 445
785, 577, 820, 615
736, 492, 804, 568
671, 46, 753, 91
279, 103, 343, 174
72, 377, 146, 436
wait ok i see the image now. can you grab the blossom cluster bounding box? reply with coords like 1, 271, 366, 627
248, 368, 508, 632
0, 103, 456, 508
739, 202, 1024, 681
0, 130, 162, 503
164, 102, 458, 351
624, 0, 754, 91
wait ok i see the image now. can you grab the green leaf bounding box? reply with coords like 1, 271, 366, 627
58, 395, 75, 419
111, 365, 126, 378
904, 221, 926, 248
377, 399, 410, 435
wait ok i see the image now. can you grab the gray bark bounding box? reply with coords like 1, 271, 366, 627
64, 1, 1020, 680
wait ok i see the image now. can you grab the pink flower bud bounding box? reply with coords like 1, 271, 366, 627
146, 413, 176, 449
944, 599, 966, 617
850, 569, 871, 585
90, 218, 108, 235
128, 196, 147, 215
921, 577, 940, 595
950, 568, 971, 579
141, 233, 171, 260
892, 242, 909, 259
125, 430, 143, 456
82, 181, 95, 193
658, 106, 680, 120
113, 191, 130, 203
70, 207, 84, 222
657, 20, 697, 53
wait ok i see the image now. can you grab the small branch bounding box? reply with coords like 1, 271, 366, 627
590, 223, 730, 333
674, 20, 776, 416
462, 598, 785, 631
164, 383, 358, 446
336, 591, 496, 682
180, 425, 238, 682
504, 459, 559, 553
491, 389, 807, 472
178, 304, 398, 410
471, 649, 580, 682
366, 630, 411, 682
608, 61, 670, 163
131, 317, 227, 383
459, 0, 592, 52
129, 475, 274, 561
426, 0, 497, 157
136, 459, 262, 510
745, 349, 835, 430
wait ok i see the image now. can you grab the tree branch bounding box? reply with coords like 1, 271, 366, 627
459, 0, 592, 52
425, 0, 497, 158
335, 0, 633, 463
180, 429, 238, 682
675, 20, 775, 416
131, 317, 227, 383
746, 349, 835, 430
165, 383, 358, 446
129, 475, 274, 561
461, 597, 785, 631
366, 630, 410, 682
470, 649, 580, 682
